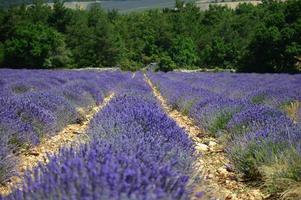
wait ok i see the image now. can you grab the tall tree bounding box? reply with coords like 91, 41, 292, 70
3, 23, 70, 68
66, 6, 121, 68
48, 0, 73, 33
239, 0, 301, 72
26, 0, 51, 24
171, 35, 198, 67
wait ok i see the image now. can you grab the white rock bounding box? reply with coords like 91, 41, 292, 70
208, 141, 217, 147
196, 143, 208, 152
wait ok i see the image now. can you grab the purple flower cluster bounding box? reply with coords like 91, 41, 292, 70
148, 72, 301, 185
4, 74, 202, 200
226, 105, 291, 133
0, 69, 130, 184
8, 142, 192, 200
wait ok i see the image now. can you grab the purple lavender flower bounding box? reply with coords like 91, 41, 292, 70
3, 74, 203, 200
0, 69, 130, 185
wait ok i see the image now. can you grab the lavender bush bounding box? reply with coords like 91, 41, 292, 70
149, 71, 301, 194
0, 69, 130, 185
2, 69, 300, 197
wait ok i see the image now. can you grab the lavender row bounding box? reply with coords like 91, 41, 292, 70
3, 74, 204, 200
0, 69, 130, 184
149, 72, 301, 195
163, 72, 301, 117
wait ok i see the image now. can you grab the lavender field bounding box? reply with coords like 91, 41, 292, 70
0, 69, 301, 199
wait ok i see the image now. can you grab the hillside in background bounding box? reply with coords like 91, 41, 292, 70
0, 0, 126, 8
0, 0, 192, 10
46, 0, 260, 12
0, 0, 259, 11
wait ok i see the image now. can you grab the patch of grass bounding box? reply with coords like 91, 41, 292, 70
229, 139, 287, 180
230, 141, 263, 179
0, 155, 16, 184
180, 98, 198, 116
9, 135, 30, 151
208, 111, 233, 136
227, 123, 250, 138
12, 85, 33, 94
251, 95, 266, 104
282, 101, 300, 123
282, 183, 301, 200
261, 147, 301, 196
33, 121, 46, 138
230, 137, 301, 198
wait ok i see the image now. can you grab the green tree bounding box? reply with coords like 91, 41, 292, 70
66, 6, 121, 68
26, 0, 51, 24
240, 25, 281, 72
171, 36, 198, 67
201, 37, 227, 68
0, 5, 28, 42
239, 0, 301, 73
200, 36, 240, 68
157, 54, 176, 72
3, 23, 70, 68
175, 0, 185, 10
0, 0, 300, 72
48, 0, 73, 33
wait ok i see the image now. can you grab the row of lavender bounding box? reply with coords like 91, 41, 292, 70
148, 72, 301, 196
3, 73, 205, 200
0, 69, 130, 185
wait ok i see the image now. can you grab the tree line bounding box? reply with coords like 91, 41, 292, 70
0, 0, 300, 73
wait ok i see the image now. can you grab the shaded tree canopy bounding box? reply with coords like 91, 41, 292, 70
0, 0, 300, 73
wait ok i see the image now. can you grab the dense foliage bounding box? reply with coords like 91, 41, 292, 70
0, 0, 300, 72
149, 72, 301, 197
0, 69, 128, 185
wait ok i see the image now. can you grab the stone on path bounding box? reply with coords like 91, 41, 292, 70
196, 143, 209, 152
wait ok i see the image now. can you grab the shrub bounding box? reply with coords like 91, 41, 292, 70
156, 55, 176, 72
3, 23, 70, 68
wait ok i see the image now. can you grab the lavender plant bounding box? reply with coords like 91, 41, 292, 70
3, 74, 203, 200
0, 69, 130, 185
148, 71, 301, 195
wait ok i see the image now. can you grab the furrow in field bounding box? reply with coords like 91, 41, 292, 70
145, 75, 265, 200
0, 93, 115, 197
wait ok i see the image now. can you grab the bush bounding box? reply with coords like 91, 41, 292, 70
156, 55, 176, 72
119, 58, 141, 72
171, 36, 198, 67
229, 139, 285, 179
3, 23, 70, 68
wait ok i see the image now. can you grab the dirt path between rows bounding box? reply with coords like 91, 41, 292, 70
0, 93, 115, 197
145, 75, 266, 200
